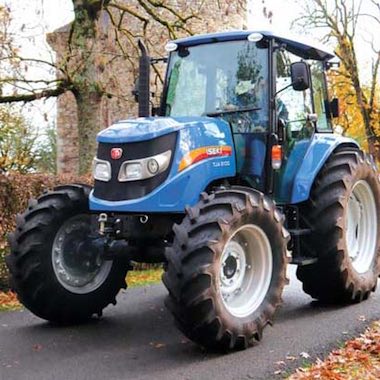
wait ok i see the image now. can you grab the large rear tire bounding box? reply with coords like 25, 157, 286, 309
296, 148, 380, 303
6, 184, 129, 323
163, 187, 288, 350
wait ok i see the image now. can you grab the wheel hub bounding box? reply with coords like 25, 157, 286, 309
220, 241, 246, 296
223, 255, 238, 279
219, 224, 272, 318
52, 214, 112, 294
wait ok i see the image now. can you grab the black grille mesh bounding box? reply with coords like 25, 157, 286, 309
93, 132, 177, 201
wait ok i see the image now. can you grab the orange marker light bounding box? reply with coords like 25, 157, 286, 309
271, 145, 282, 170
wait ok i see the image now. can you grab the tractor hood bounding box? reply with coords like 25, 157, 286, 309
92, 115, 236, 212
97, 116, 228, 143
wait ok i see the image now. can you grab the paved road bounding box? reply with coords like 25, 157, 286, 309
1, 267, 379, 380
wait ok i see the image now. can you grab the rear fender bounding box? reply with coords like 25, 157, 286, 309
290, 134, 359, 204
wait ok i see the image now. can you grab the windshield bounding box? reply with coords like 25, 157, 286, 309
164, 40, 269, 122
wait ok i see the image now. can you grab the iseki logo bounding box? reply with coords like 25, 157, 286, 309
206, 146, 222, 156
111, 148, 123, 160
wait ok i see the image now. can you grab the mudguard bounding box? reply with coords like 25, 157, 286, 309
289, 133, 359, 204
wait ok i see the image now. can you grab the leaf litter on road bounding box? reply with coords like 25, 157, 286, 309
288, 321, 380, 380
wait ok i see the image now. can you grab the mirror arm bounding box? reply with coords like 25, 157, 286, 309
273, 82, 293, 100
272, 78, 302, 103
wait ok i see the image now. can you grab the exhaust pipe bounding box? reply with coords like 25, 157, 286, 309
138, 40, 150, 117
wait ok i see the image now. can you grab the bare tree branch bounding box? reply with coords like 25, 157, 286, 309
0, 84, 70, 104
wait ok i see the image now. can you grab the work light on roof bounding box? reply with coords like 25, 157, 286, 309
165, 42, 178, 52
247, 32, 263, 42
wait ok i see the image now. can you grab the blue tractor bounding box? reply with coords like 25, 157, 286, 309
7, 31, 380, 351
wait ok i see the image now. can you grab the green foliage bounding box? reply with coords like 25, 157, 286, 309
0, 106, 37, 173
0, 106, 57, 174
34, 125, 57, 174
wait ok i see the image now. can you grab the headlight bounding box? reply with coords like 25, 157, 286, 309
118, 150, 171, 182
93, 158, 111, 182
125, 163, 143, 180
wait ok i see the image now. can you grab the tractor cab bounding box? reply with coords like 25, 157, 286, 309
157, 31, 337, 201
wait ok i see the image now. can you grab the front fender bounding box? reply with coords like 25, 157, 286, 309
290, 134, 359, 204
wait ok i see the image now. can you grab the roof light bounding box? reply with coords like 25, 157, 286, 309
247, 32, 263, 42
165, 42, 178, 52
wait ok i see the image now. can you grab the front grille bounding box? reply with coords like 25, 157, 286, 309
93, 132, 177, 201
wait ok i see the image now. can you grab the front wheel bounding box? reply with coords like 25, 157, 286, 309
163, 188, 289, 350
6, 184, 129, 323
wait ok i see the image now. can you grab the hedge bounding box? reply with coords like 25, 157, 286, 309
0, 172, 92, 290
0, 172, 161, 291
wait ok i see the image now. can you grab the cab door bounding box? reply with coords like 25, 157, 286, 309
273, 50, 315, 203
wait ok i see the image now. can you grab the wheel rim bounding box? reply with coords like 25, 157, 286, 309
52, 214, 112, 294
219, 224, 273, 318
346, 180, 377, 274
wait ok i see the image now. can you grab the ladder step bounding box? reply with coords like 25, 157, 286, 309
288, 228, 311, 236
290, 257, 318, 266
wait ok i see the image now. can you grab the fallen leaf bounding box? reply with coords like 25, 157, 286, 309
32, 344, 42, 352
149, 342, 165, 349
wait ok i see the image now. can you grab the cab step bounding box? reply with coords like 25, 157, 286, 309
290, 256, 318, 266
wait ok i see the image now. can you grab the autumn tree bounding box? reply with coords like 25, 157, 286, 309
328, 63, 379, 153
297, 0, 380, 160
0, 1, 246, 175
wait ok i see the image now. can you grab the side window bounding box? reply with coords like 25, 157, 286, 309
310, 61, 332, 131
276, 50, 313, 135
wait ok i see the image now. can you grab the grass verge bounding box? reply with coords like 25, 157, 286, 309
127, 268, 163, 288
0, 268, 163, 312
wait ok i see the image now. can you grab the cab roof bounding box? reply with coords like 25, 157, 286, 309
172, 30, 335, 61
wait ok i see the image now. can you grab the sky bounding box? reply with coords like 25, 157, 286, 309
1, 0, 379, 132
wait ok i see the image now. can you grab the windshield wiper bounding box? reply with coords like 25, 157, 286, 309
205, 107, 262, 117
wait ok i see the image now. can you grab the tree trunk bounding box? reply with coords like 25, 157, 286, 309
67, 0, 106, 175
354, 86, 377, 158
75, 91, 103, 174
56, 91, 79, 175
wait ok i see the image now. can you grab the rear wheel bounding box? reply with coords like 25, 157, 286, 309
163, 187, 288, 350
296, 148, 380, 303
6, 184, 129, 323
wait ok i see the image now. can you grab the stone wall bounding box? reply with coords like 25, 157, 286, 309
48, 1, 247, 175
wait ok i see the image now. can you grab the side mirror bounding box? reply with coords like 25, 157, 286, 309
330, 98, 340, 118
290, 61, 311, 91
324, 97, 340, 119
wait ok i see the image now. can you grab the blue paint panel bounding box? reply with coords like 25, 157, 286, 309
97, 116, 230, 143
90, 116, 236, 213
290, 134, 359, 204
275, 139, 311, 203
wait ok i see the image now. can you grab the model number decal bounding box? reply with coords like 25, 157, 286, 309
212, 160, 231, 168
